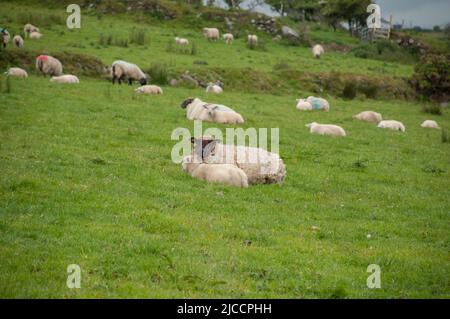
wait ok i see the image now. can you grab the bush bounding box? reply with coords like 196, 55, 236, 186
147, 63, 169, 85
342, 81, 357, 100
422, 104, 443, 115
129, 28, 147, 45
412, 54, 450, 103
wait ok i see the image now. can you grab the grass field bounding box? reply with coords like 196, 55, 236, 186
0, 1, 449, 298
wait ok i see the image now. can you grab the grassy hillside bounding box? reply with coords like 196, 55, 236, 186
0, 1, 449, 298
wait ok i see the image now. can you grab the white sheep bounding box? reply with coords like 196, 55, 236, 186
306, 122, 346, 137
180, 98, 244, 124
312, 44, 324, 59
182, 156, 248, 188
203, 28, 220, 41
135, 85, 163, 95
24, 24, 39, 36
13, 35, 24, 48
306, 96, 330, 111
111, 60, 147, 85
296, 99, 313, 111
421, 120, 440, 129
377, 120, 406, 132
29, 31, 43, 39
192, 137, 286, 185
1, 29, 10, 48
248, 34, 258, 46
353, 111, 383, 123
50, 75, 79, 84
36, 55, 63, 76
4, 67, 28, 78
223, 33, 234, 44
175, 37, 189, 46
206, 83, 223, 94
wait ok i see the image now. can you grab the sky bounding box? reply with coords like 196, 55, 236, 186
207, 0, 450, 29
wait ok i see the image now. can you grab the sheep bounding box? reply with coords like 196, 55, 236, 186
203, 28, 220, 41
295, 99, 313, 111
206, 83, 223, 94
353, 111, 383, 123
421, 120, 440, 129
248, 34, 258, 47
175, 37, 189, 46
223, 33, 234, 44
306, 96, 330, 111
306, 122, 346, 137
135, 85, 163, 95
24, 24, 39, 36
29, 31, 43, 39
35, 55, 63, 77
1, 28, 10, 48
13, 35, 24, 48
312, 44, 324, 59
50, 75, 79, 84
4, 67, 28, 78
192, 137, 286, 185
377, 120, 406, 132
182, 155, 248, 188
111, 60, 147, 86
180, 98, 244, 124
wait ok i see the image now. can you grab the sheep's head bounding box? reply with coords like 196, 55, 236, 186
139, 78, 147, 86
203, 104, 219, 118
306, 122, 318, 128
191, 136, 217, 160
180, 98, 195, 109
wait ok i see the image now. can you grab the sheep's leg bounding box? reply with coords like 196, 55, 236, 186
112, 75, 116, 85
128, 79, 133, 86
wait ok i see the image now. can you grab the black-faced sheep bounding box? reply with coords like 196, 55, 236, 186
111, 60, 147, 86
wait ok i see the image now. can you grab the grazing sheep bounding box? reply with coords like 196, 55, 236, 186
1, 28, 10, 48
206, 83, 223, 94
135, 85, 163, 95
24, 24, 39, 36
248, 34, 258, 46
312, 44, 324, 58
182, 156, 248, 188
192, 137, 286, 185
306, 122, 346, 137
353, 111, 383, 123
111, 60, 147, 86
50, 75, 79, 84
223, 33, 234, 44
4, 67, 28, 78
203, 28, 220, 41
175, 37, 189, 46
13, 35, 24, 48
306, 96, 330, 111
36, 55, 63, 76
421, 120, 440, 129
180, 98, 244, 124
29, 31, 43, 39
377, 120, 406, 132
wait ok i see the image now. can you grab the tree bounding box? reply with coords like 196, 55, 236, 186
322, 0, 372, 34
223, 0, 244, 10
265, 0, 321, 21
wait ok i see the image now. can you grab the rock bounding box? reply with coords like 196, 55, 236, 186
281, 26, 299, 40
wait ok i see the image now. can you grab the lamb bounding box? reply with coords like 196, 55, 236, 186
111, 60, 147, 85
135, 85, 163, 95
29, 31, 43, 39
377, 120, 406, 132
13, 35, 24, 48
35, 55, 63, 76
192, 137, 286, 185
182, 155, 248, 188
306, 122, 346, 137
223, 33, 234, 44
295, 99, 313, 111
4, 67, 28, 78
353, 111, 383, 123
421, 120, 440, 129
312, 44, 324, 59
50, 75, 79, 84
175, 37, 189, 46
248, 34, 258, 46
1, 28, 10, 48
24, 24, 39, 36
206, 83, 223, 94
306, 96, 330, 111
203, 28, 220, 41
180, 98, 244, 124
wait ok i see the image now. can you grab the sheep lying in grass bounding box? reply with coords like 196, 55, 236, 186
223, 33, 234, 44
421, 120, 440, 129
111, 60, 147, 85
36, 55, 63, 76
248, 34, 258, 46
182, 155, 248, 188
13, 35, 24, 48
203, 28, 220, 41
306, 96, 330, 111
192, 137, 286, 185
4, 67, 28, 78
377, 120, 406, 132
296, 99, 313, 111
24, 23, 39, 36
180, 98, 244, 124
312, 44, 324, 58
50, 75, 79, 84
306, 122, 346, 137
1, 28, 10, 48
353, 111, 383, 123
135, 85, 163, 95
206, 83, 223, 94
175, 37, 189, 46
29, 31, 43, 39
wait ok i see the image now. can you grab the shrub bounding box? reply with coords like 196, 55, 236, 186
422, 104, 443, 115
342, 81, 357, 100
129, 28, 147, 45
147, 63, 169, 85
412, 54, 450, 103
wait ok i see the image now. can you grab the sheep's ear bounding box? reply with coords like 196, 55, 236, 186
180, 98, 194, 109
190, 137, 195, 144
213, 106, 219, 110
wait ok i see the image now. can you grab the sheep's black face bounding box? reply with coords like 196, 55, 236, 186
180, 98, 194, 109
139, 78, 147, 86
